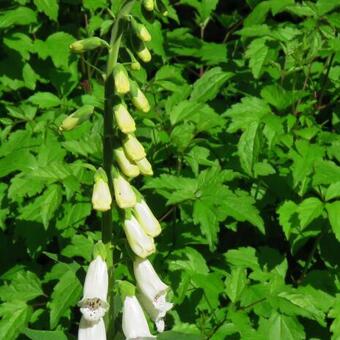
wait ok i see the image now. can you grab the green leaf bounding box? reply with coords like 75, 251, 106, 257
190, 67, 232, 103
0, 271, 43, 302
40, 185, 63, 229
297, 197, 324, 229
325, 182, 340, 201
61, 234, 94, 261
245, 37, 270, 79
3, 33, 32, 60
83, 0, 107, 11
158, 331, 201, 340
238, 122, 262, 176
0, 7, 37, 28
0, 301, 32, 340
33, 0, 59, 21
24, 329, 68, 340
224, 97, 271, 132
0, 150, 36, 178
326, 201, 340, 241
261, 313, 305, 340
221, 190, 265, 233
225, 267, 247, 303
48, 270, 82, 329
28, 92, 61, 108
313, 160, 340, 186
277, 201, 298, 239
193, 199, 219, 250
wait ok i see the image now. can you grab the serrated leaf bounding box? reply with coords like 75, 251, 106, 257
61, 234, 94, 261
224, 97, 271, 132
193, 199, 219, 250
49, 270, 82, 329
245, 37, 270, 79
0, 301, 32, 340
238, 121, 262, 176
40, 185, 63, 229
297, 197, 324, 229
313, 160, 340, 186
262, 313, 305, 340
325, 182, 340, 201
0, 271, 43, 302
221, 190, 265, 233
190, 67, 232, 103
326, 201, 340, 241
33, 0, 59, 21
225, 267, 247, 303
277, 201, 298, 239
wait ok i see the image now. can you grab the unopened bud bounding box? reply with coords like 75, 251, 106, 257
130, 81, 150, 113
92, 168, 112, 212
143, 0, 154, 11
59, 105, 94, 132
137, 46, 152, 63
131, 61, 141, 71
131, 18, 151, 42
113, 172, 137, 208
114, 104, 136, 134
123, 134, 146, 162
70, 37, 107, 54
114, 148, 140, 178
136, 158, 153, 176
113, 64, 130, 95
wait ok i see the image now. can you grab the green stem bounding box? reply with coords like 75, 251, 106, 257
102, 1, 135, 338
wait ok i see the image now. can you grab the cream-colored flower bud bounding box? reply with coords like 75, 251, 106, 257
131, 18, 151, 42
70, 37, 107, 54
143, 0, 154, 11
92, 168, 112, 212
130, 81, 150, 113
131, 61, 141, 70
123, 134, 146, 162
136, 158, 153, 176
114, 104, 136, 134
137, 46, 152, 63
113, 64, 130, 95
133, 199, 161, 237
114, 148, 140, 178
59, 105, 94, 132
123, 215, 155, 258
113, 173, 137, 208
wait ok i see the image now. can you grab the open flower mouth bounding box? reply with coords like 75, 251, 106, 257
78, 297, 109, 322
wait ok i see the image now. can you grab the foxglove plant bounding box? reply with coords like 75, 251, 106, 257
65, 0, 172, 338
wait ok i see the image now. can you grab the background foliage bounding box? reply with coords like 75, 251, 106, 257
0, 0, 340, 339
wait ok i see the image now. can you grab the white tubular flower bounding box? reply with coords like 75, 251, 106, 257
114, 148, 140, 178
123, 134, 146, 162
134, 258, 173, 332
92, 169, 112, 212
78, 256, 109, 322
136, 158, 153, 176
133, 200, 161, 237
122, 295, 155, 340
113, 174, 137, 208
114, 104, 136, 134
78, 317, 106, 340
124, 215, 155, 258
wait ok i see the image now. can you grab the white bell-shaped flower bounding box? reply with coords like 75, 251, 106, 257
133, 200, 161, 237
124, 215, 155, 258
113, 174, 137, 208
78, 256, 109, 322
122, 295, 155, 340
78, 317, 106, 340
134, 258, 173, 332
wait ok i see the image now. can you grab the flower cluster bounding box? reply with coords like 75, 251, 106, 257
64, 1, 172, 338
